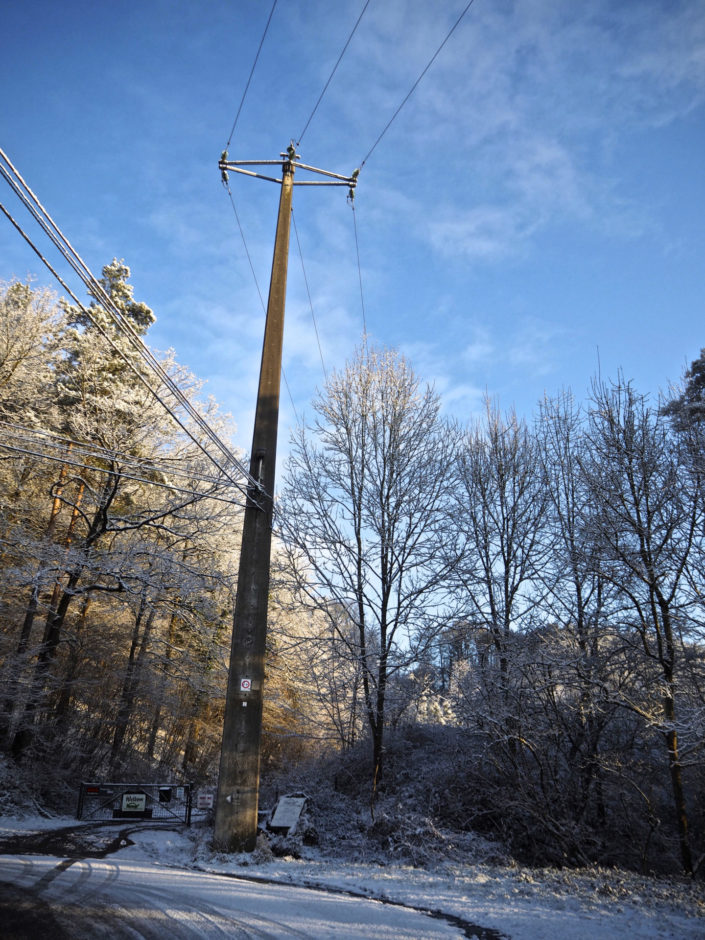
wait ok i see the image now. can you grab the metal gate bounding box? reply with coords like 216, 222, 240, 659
76, 782, 192, 825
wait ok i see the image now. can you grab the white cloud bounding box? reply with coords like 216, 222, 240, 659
461, 325, 495, 365
326, 0, 705, 264
508, 317, 567, 376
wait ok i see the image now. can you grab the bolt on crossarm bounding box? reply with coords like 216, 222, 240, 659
214, 145, 358, 852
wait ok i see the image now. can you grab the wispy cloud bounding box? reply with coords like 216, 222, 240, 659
325, 0, 705, 264
508, 317, 568, 376
461, 324, 495, 365
428, 203, 538, 262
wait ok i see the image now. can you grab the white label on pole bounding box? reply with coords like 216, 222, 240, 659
240, 678, 252, 691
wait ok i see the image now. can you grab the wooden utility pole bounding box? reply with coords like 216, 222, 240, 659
214, 145, 357, 852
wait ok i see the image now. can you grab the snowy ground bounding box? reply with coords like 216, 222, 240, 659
1, 814, 703, 938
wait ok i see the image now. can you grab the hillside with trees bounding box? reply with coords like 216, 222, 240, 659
1, 275, 704, 878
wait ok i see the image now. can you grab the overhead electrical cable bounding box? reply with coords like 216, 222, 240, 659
0, 441, 238, 507
359, 0, 477, 168
0, 420, 236, 491
350, 202, 367, 341
0, 195, 256, 507
0, 149, 250, 479
0, 150, 265, 506
0, 163, 238, 476
225, 0, 279, 149
281, 369, 299, 426
226, 188, 267, 313
292, 210, 327, 381
296, 0, 371, 147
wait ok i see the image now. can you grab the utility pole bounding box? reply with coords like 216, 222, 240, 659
214, 145, 357, 852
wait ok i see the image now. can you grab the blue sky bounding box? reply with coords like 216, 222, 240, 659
2, 0, 704, 456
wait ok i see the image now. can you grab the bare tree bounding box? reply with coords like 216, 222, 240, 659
267, 589, 364, 752
581, 378, 703, 875
280, 345, 460, 798
537, 391, 615, 827
451, 400, 550, 717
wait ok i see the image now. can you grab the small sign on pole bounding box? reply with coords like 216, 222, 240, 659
240, 678, 252, 692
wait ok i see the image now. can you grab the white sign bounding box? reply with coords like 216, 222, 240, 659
240, 678, 252, 691
121, 793, 146, 813
197, 791, 214, 809
270, 796, 306, 832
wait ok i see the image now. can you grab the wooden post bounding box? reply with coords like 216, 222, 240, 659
214, 152, 294, 852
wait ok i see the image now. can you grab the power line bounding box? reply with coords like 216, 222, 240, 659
0, 420, 236, 491
0, 193, 256, 506
292, 210, 327, 381
0, 440, 239, 507
281, 369, 299, 427
0, 149, 248, 480
225, 186, 266, 314
296, 0, 371, 147
350, 201, 367, 341
0, 420, 240, 505
0, 149, 265, 506
225, 0, 279, 149
359, 0, 477, 168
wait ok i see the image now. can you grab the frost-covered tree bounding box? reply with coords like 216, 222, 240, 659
281, 345, 461, 795
0, 264, 238, 768
6, 262, 158, 753
662, 348, 705, 430
266, 583, 364, 755
0, 268, 253, 787
581, 378, 703, 875
536, 391, 616, 826
0, 281, 67, 742
451, 400, 549, 720
0, 280, 62, 422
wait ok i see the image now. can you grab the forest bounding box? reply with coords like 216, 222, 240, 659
1, 267, 704, 879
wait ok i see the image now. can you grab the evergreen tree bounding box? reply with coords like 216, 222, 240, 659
662, 348, 705, 429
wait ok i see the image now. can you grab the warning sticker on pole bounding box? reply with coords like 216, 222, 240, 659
240, 678, 252, 691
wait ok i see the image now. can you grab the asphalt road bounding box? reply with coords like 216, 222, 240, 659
0, 851, 470, 939
0, 826, 503, 939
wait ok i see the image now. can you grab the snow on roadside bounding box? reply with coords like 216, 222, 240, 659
196, 855, 704, 940
0, 813, 80, 834
120, 826, 705, 940
1, 815, 703, 939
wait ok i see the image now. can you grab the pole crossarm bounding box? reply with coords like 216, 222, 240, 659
219, 146, 358, 192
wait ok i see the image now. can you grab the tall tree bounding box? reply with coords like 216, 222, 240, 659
0, 280, 61, 421
662, 347, 705, 429
451, 400, 549, 713
281, 345, 460, 797
8, 261, 173, 757
0, 270, 247, 784
582, 378, 702, 875
537, 391, 614, 826
0, 281, 66, 744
